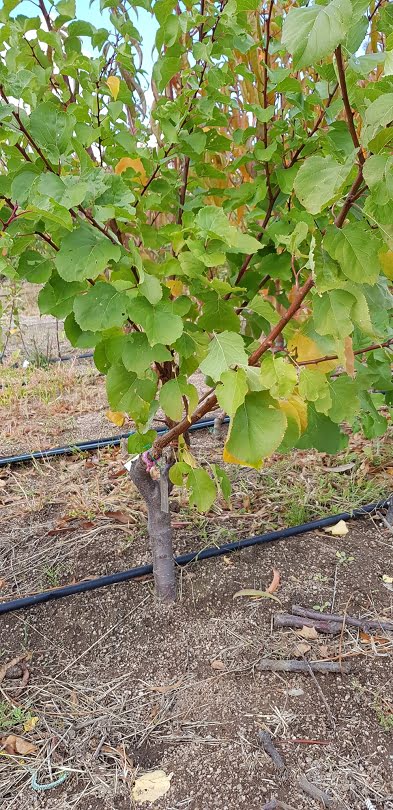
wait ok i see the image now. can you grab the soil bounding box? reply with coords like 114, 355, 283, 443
0, 446, 393, 809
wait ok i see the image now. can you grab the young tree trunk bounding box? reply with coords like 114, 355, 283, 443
129, 454, 176, 602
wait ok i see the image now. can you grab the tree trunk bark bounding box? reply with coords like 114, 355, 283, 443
129, 455, 176, 602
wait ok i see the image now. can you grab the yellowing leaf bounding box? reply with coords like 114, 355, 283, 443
223, 443, 263, 470
132, 770, 172, 804
23, 716, 39, 733
382, 575, 393, 584
106, 410, 125, 427
107, 75, 120, 100
181, 446, 198, 468
296, 625, 318, 640
166, 279, 184, 297
324, 519, 349, 536
344, 336, 355, 378
379, 250, 393, 281
288, 332, 336, 373
233, 588, 281, 603
115, 157, 147, 183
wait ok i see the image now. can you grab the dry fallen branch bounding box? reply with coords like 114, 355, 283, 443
298, 773, 334, 808
257, 730, 286, 772
257, 659, 351, 674
274, 614, 342, 635
292, 605, 393, 634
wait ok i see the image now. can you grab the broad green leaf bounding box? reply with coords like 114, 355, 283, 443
198, 293, 240, 333
122, 333, 171, 375
55, 225, 121, 282
313, 289, 356, 338
195, 206, 261, 254
224, 392, 287, 469
324, 223, 382, 284
187, 468, 216, 513
127, 429, 157, 454
139, 273, 162, 305
159, 377, 198, 421
248, 295, 279, 324
64, 312, 98, 348
129, 297, 184, 345
294, 156, 353, 215
73, 282, 129, 331
297, 406, 348, 453
299, 368, 332, 414
106, 361, 157, 423
328, 376, 360, 424
199, 331, 247, 382
363, 94, 393, 143
259, 356, 297, 399
38, 273, 87, 319
17, 250, 53, 283
216, 368, 248, 417
28, 102, 75, 163
282, 0, 352, 68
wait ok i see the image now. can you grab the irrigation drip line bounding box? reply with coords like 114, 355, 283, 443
0, 417, 230, 467
0, 500, 388, 615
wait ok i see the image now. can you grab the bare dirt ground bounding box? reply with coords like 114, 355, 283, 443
1, 300, 393, 809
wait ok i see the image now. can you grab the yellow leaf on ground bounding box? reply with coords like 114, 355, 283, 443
106, 75, 120, 100
23, 716, 39, 733
323, 520, 349, 536
115, 157, 147, 183
382, 575, 393, 584
267, 568, 280, 594
106, 410, 125, 427
233, 589, 281, 603
132, 770, 172, 804
296, 625, 318, 640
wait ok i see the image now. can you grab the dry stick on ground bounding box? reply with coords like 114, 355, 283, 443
273, 614, 342, 635
257, 730, 286, 773
291, 605, 393, 634
298, 774, 335, 808
257, 659, 351, 674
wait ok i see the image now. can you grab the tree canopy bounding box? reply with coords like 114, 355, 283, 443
0, 0, 393, 511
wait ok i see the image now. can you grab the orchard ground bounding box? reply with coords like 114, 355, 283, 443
0, 306, 393, 809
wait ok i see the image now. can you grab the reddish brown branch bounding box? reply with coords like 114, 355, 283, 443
297, 338, 393, 367
177, 156, 190, 225
335, 46, 363, 160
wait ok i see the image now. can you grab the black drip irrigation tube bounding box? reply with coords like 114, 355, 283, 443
0, 500, 388, 616
0, 417, 230, 467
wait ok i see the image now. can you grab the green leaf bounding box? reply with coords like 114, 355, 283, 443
195, 206, 262, 254
328, 376, 360, 424
294, 156, 353, 214
129, 297, 184, 345
212, 464, 231, 502
216, 368, 248, 417
106, 361, 156, 423
28, 102, 75, 163
282, 0, 352, 68
225, 392, 287, 469
55, 225, 121, 282
122, 333, 171, 375
313, 289, 356, 338
296, 406, 348, 453
187, 468, 216, 513
199, 331, 248, 382
64, 312, 98, 348
198, 293, 240, 333
73, 282, 129, 331
38, 273, 87, 319
17, 250, 53, 283
127, 429, 157, 454
299, 368, 332, 414
159, 377, 198, 420
324, 223, 382, 284
363, 94, 393, 143
259, 356, 297, 399
248, 296, 280, 324
139, 273, 162, 305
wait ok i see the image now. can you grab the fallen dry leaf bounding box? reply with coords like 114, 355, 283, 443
132, 770, 172, 804
382, 575, 393, 584
233, 588, 281, 603
359, 631, 390, 645
296, 625, 319, 640
210, 659, 225, 671
319, 645, 330, 658
323, 520, 349, 536
294, 643, 311, 657
267, 568, 280, 594
104, 510, 133, 524
149, 678, 184, 695
0, 735, 37, 756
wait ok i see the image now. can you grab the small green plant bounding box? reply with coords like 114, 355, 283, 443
43, 565, 62, 588
0, 702, 34, 732
336, 551, 355, 566
375, 703, 393, 732
314, 573, 329, 583
312, 601, 330, 613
